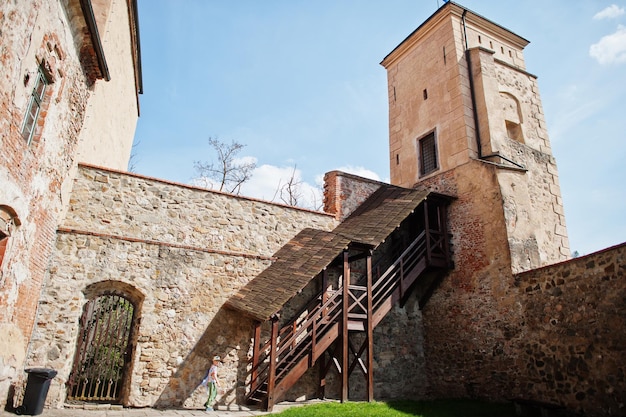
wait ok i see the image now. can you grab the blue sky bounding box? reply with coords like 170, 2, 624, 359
133, 1, 626, 256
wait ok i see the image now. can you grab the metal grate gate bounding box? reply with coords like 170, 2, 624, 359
67, 294, 135, 403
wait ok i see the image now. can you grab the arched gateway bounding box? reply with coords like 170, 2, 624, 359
67, 283, 142, 404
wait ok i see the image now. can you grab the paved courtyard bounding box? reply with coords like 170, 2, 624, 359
0, 400, 327, 417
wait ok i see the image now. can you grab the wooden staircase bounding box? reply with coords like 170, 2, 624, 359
245, 201, 452, 410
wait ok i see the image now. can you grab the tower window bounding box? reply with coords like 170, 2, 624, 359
21, 66, 49, 145
418, 132, 438, 176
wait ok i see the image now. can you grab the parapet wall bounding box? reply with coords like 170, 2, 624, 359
513, 243, 626, 416
424, 238, 625, 417
23, 165, 337, 408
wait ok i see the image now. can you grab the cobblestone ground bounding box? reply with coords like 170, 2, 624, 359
0, 400, 327, 417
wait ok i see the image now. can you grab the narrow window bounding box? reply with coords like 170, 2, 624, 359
21, 67, 49, 145
423, 89, 428, 100
419, 132, 438, 176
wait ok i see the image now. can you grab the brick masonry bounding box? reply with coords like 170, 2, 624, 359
0, 0, 92, 403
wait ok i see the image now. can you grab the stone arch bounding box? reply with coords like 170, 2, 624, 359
0, 205, 21, 272
67, 281, 144, 405
500, 91, 524, 143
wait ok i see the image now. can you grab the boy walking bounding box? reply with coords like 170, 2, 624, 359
201, 355, 221, 412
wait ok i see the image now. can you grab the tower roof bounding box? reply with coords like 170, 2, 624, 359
381, 1, 529, 68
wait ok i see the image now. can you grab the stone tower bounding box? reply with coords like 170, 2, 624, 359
380, 2, 570, 273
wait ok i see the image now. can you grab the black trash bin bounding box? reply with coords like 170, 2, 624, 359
15, 368, 57, 416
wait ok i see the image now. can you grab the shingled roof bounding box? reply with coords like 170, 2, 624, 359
225, 228, 352, 321
335, 186, 429, 245
225, 185, 431, 322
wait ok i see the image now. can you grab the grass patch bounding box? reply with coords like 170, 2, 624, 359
274, 399, 517, 416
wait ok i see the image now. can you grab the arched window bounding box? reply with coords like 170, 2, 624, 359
0, 206, 20, 272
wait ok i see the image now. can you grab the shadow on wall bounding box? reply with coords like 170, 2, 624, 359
153, 307, 254, 409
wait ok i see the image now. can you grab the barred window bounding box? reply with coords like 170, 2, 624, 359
419, 132, 438, 176
21, 67, 49, 145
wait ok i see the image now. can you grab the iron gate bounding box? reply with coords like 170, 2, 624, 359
67, 293, 135, 403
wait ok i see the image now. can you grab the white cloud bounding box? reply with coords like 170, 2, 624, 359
593, 4, 625, 20
334, 165, 382, 181
589, 25, 626, 64
240, 164, 324, 210
192, 160, 386, 211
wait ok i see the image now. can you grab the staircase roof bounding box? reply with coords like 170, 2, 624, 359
225, 228, 352, 321
334, 185, 429, 246
225, 185, 434, 322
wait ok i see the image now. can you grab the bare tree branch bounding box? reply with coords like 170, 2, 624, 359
128, 139, 141, 172
278, 165, 303, 206
193, 137, 256, 194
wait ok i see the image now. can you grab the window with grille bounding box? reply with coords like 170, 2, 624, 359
21, 67, 49, 145
419, 132, 438, 176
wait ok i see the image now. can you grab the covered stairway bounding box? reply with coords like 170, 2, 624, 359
225, 185, 454, 411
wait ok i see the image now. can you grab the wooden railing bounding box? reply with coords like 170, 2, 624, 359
246, 223, 450, 408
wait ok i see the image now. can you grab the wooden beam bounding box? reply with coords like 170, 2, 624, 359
251, 321, 261, 392
425, 200, 432, 263
341, 250, 350, 403
318, 346, 326, 400
366, 251, 374, 402
267, 317, 279, 411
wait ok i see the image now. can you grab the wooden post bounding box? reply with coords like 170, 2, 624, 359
318, 349, 326, 399
250, 321, 261, 392
267, 316, 279, 411
366, 250, 374, 402
341, 250, 350, 403
424, 200, 432, 263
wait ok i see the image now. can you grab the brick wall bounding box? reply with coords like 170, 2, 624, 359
0, 1, 92, 406
323, 171, 385, 221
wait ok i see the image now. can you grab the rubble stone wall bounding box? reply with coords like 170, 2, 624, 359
514, 243, 626, 416
420, 162, 625, 416
23, 165, 337, 408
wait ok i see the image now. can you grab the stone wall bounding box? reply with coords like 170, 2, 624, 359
468, 46, 570, 272
420, 157, 625, 416
0, 1, 92, 406
420, 161, 522, 400
23, 165, 337, 408
514, 243, 626, 416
